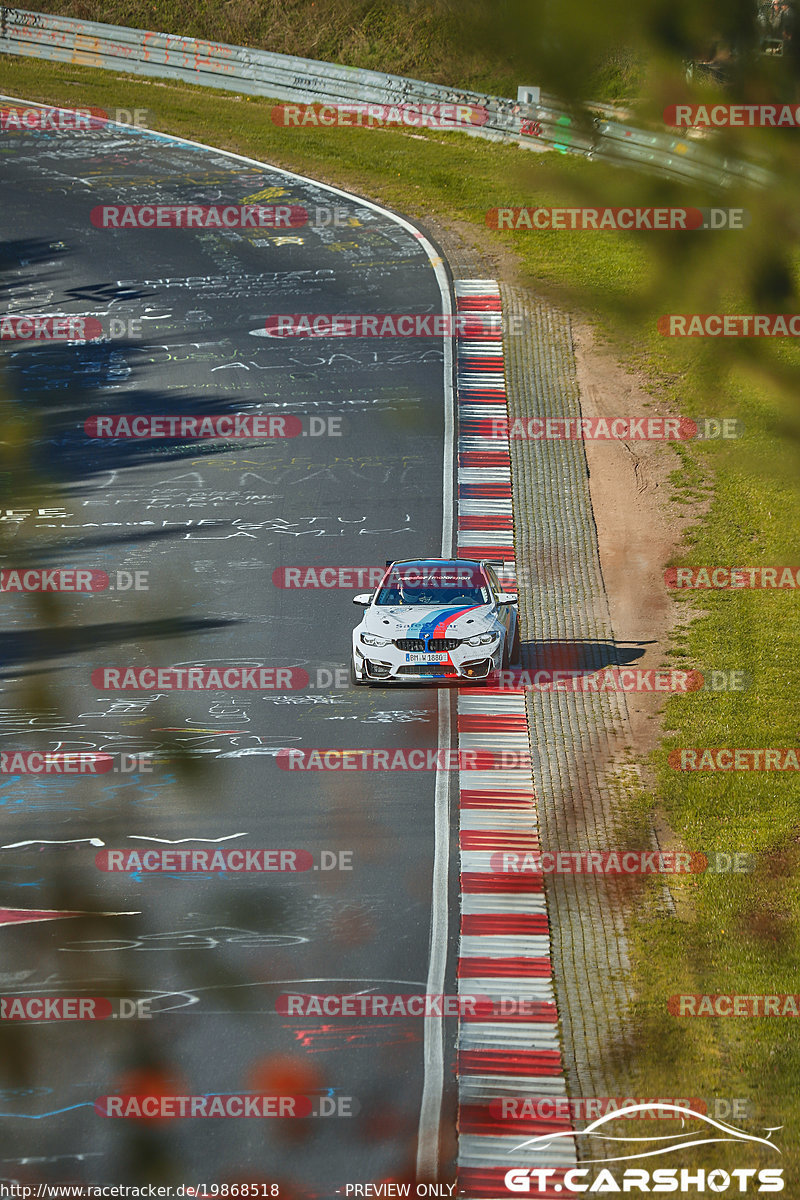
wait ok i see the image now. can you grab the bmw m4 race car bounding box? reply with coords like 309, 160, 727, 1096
350, 558, 520, 684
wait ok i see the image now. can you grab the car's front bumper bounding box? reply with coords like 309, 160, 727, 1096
352, 641, 503, 683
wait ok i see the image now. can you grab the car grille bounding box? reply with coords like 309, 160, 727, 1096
394, 638, 461, 652
397, 664, 458, 676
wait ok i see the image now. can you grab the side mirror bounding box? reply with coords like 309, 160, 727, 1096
497, 592, 518, 604
352, 593, 372, 605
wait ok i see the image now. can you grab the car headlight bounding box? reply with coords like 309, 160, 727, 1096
361, 632, 391, 647
466, 632, 499, 646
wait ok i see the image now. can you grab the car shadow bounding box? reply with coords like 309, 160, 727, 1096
519, 638, 653, 671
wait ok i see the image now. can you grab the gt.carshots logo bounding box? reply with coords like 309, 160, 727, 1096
501, 1104, 783, 1193
503, 1168, 784, 1193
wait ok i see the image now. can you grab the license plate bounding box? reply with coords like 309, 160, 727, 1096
405, 653, 448, 663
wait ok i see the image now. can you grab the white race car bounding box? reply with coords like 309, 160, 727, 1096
350, 558, 520, 684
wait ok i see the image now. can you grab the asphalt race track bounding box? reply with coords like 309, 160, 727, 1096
0, 115, 462, 1194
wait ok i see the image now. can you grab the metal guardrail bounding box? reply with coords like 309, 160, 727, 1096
0, 5, 772, 190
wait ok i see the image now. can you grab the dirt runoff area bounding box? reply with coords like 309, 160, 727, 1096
571, 319, 700, 761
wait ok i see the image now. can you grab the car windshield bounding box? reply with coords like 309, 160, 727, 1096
375, 564, 491, 606
375, 584, 490, 606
